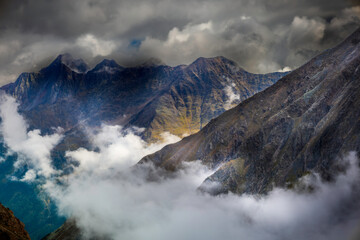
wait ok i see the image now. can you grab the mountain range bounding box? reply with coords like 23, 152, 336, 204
141, 27, 360, 195
1, 54, 287, 143
0, 52, 287, 239
0, 26, 359, 240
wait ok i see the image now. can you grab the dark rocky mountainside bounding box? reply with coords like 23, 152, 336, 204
41, 219, 108, 240
39, 27, 360, 240
0, 203, 31, 240
141, 28, 360, 194
1, 54, 287, 143
41, 220, 81, 240
0, 50, 286, 240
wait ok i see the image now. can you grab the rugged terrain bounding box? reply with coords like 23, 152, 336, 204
41, 27, 360, 240
0, 53, 287, 239
1, 54, 287, 143
141, 28, 360, 194
0, 203, 30, 240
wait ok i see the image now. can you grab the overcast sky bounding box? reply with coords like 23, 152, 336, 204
0, 0, 359, 85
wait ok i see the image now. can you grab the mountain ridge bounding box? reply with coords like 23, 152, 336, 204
0, 53, 288, 238
1, 54, 288, 142
140, 27, 360, 194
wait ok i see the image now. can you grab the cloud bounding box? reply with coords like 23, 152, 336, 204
0, 0, 358, 85
64, 124, 180, 175
288, 16, 326, 49
0, 93, 63, 179
223, 81, 241, 110
46, 149, 360, 240
0, 92, 360, 240
278, 66, 292, 72
76, 34, 118, 57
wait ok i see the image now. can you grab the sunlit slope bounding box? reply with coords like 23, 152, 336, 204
141, 28, 360, 194
1, 55, 287, 142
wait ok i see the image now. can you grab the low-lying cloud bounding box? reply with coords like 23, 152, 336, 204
47, 150, 360, 240
1, 92, 360, 240
0, 93, 63, 180
223, 80, 241, 110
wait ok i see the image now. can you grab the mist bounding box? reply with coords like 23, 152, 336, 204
0, 93, 63, 180
223, 81, 241, 110
1, 92, 360, 240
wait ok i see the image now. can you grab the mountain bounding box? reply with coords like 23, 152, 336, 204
0, 54, 287, 239
53, 53, 90, 73
0, 203, 30, 240
1, 55, 287, 143
41, 219, 108, 240
140, 28, 360, 195
42, 220, 80, 240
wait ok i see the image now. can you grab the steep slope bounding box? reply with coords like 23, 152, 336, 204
141, 28, 360, 194
0, 54, 286, 239
1, 55, 287, 142
128, 57, 286, 139
0, 203, 30, 240
41, 219, 108, 240
41, 220, 80, 240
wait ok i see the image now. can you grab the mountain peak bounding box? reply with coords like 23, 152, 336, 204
91, 59, 123, 73
139, 57, 165, 67
191, 56, 240, 66
50, 53, 90, 73
189, 56, 245, 72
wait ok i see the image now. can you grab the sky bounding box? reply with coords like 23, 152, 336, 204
0, 0, 359, 85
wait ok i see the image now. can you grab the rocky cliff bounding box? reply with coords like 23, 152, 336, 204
0, 203, 31, 240
1, 55, 287, 142
141, 28, 360, 194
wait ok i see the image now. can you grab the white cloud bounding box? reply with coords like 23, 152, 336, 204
76, 34, 117, 57
1, 92, 360, 240
224, 83, 241, 110
140, 21, 217, 63
240, 15, 251, 20
0, 93, 63, 179
278, 66, 292, 72
45, 149, 360, 240
65, 125, 180, 175
21, 169, 37, 182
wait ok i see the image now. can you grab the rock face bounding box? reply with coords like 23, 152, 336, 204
41, 220, 80, 240
0, 203, 30, 240
41, 219, 108, 240
141, 28, 360, 194
0, 52, 286, 240
1, 55, 287, 142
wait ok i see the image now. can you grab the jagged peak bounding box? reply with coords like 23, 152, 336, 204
139, 57, 166, 67
90, 59, 123, 73
47, 53, 90, 73
189, 56, 245, 72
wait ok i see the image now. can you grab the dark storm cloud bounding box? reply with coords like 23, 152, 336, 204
0, 0, 359, 84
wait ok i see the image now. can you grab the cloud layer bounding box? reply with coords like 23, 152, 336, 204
0, 0, 359, 84
42, 139, 360, 240
0, 93, 360, 240
0, 93, 63, 180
